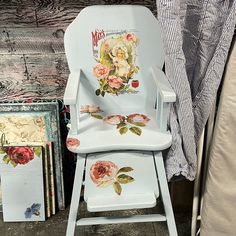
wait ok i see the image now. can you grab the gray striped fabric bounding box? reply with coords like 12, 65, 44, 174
156, 0, 236, 180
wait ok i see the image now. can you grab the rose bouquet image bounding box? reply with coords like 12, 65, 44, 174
93, 32, 140, 96
79, 105, 150, 136
90, 160, 134, 195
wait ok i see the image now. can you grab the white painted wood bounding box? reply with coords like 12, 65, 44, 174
64, 5, 177, 236
77, 214, 167, 226
67, 108, 172, 153
154, 152, 178, 236
64, 71, 81, 105
151, 66, 176, 103
66, 155, 86, 236
0, 146, 45, 222
87, 193, 156, 212
84, 151, 159, 212
64, 5, 165, 112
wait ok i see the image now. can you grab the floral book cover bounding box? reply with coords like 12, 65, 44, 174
0, 145, 45, 222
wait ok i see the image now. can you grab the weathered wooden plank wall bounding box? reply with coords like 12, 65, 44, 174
0, 0, 156, 102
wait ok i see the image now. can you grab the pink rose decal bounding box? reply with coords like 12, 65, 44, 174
108, 76, 123, 89
124, 33, 137, 43
80, 105, 102, 113
66, 138, 80, 151
90, 161, 119, 187
7, 147, 34, 165
93, 63, 110, 79
90, 161, 135, 195
127, 113, 150, 125
104, 115, 125, 125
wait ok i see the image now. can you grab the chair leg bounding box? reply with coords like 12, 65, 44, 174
66, 155, 86, 236
154, 152, 178, 236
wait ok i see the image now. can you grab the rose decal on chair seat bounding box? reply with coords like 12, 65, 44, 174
90, 161, 119, 187
92, 31, 140, 97
90, 160, 134, 195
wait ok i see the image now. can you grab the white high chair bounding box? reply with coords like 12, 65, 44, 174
64, 5, 177, 236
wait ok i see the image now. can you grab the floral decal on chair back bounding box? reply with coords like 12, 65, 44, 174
92, 30, 140, 96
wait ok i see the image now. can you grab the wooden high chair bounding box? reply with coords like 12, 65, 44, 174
64, 5, 177, 236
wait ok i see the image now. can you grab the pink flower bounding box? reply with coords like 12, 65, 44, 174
93, 63, 110, 79
124, 33, 137, 43
80, 105, 102, 113
108, 76, 123, 89
90, 161, 118, 187
104, 42, 110, 50
104, 115, 125, 125
128, 113, 150, 124
66, 138, 80, 151
7, 147, 34, 165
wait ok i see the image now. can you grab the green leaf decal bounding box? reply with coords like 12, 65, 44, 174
113, 182, 122, 195
10, 160, 17, 168
117, 167, 134, 174
3, 155, 10, 164
34, 147, 42, 157
132, 122, 145, 127
117, 174, 135, 184
0, 147, 6, 154
129, 126, 142, 136
116, 122, 126, 129
119, 127, 128, 135
91, 113, 103, 119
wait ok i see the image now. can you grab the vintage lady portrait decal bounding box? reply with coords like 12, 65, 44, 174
92, 30, 140, 97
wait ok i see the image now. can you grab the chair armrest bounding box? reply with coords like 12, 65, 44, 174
64, 70, 81, 105
151, 66, 176, 103
151, 66, 176, 131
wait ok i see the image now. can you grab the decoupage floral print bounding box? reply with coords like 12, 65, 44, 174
92, 31, 140, 96
90, 160, 134, 195
25, 203, 41, 218
80, 105, 150, 136
0, 146, 41, 167
66, 138, 80, 151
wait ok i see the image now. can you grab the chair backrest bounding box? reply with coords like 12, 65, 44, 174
64, 5, 164, 112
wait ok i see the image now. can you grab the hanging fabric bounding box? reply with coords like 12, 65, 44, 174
156, 0, 236, 180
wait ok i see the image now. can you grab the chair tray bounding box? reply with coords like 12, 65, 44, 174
84, 151, 159, 212
67, 109, 172, 153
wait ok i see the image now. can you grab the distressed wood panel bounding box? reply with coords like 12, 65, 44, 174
0, 0, 156, 28
0, 1, 37, 27
35, 0, 156, 27
0, 27, 65, 54
0, 54, 68, 101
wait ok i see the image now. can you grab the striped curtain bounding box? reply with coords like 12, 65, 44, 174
156, 0, 236, 180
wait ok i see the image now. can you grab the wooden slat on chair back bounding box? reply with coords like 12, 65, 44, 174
64, 5, 164, 111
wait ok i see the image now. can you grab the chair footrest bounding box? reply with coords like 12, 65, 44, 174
77, 214, 167, 226
84, 151, 159, 212
87, 193, 156, 212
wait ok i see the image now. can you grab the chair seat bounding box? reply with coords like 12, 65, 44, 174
84, 151, 159, 212
66, 108, 172, 153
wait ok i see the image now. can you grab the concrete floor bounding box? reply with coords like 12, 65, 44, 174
0, 200, 191, 236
